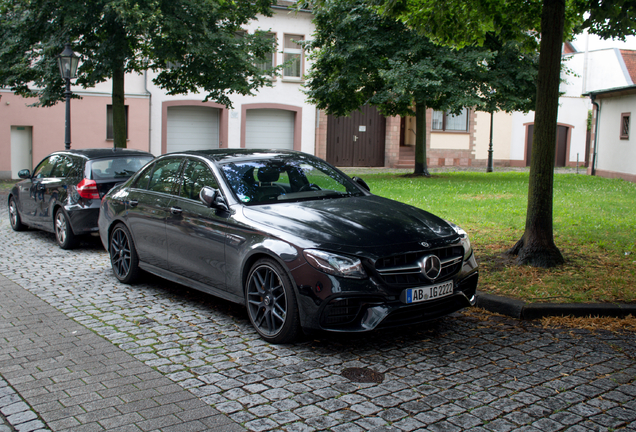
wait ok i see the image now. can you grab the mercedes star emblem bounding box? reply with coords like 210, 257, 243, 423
419, 255, 442, 280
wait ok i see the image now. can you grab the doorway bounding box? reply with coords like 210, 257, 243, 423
525, 124, 569, 167
326, 105, 386, 167
11, 126, 32, 178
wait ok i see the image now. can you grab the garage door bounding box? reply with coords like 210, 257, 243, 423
245, 109, 294, 150
167, 106, 219, 153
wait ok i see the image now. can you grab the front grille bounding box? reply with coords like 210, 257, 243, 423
375, 246, 464, 286
321, 298, 365, 327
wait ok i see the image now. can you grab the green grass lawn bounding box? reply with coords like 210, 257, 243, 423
359, 171, 636, 304
3, 172, 634, 304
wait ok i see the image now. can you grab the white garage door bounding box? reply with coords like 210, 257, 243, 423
245, 109, 295, 150
167, 106, 219, 153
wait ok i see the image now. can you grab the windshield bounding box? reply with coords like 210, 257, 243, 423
219, 154, 364, 205
88, 156, 154, 180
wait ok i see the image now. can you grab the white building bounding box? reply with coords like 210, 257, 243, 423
146, 6, 316, 156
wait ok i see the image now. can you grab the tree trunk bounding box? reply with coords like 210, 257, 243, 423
112, 64, 127, 149
508, 0, 565, 268
414, 101, 430, 176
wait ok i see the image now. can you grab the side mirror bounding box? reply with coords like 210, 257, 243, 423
352, 176, 370, 192
200, 186, 229, 212
18, 169, 31, 179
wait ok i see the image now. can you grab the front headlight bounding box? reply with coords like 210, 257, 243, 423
448, 222, 472, 260
303, 249, 367, 279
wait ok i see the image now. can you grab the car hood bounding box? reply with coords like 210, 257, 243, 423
242, 195, 458, 254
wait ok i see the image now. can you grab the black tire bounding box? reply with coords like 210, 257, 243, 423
8, 196, 26, 232
54, 209, 78, 249
246, 258, 301, 344
109, 224, 140, 284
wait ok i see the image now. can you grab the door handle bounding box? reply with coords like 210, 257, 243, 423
170, 207, 182, 215
353, 135, 358, 142
129, 200, 138, 207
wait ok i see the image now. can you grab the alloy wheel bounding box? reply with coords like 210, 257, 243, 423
8, 198, 23, 231
111, 228, 132, 280
55, 212, 68, 245
247, 264, 288, 337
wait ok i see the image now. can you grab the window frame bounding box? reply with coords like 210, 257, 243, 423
107, 105, 129, 140
620, 112, 630, 140
254, 32, 277, 77
282, 33, 304, 80
431, 108, 470, 133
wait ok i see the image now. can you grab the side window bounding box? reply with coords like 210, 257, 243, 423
50, 156, 75, 178
255, 32, 277, 76
132, 163, 154, 190
179, 160, 219, 201
432, 108, 469, 132
32, 156, 58, 178
283, 34, 304, 79
147, 158, 183, 195
621, 112, 630, 139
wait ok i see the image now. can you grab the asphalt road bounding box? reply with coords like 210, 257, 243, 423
1, 195, 635, 432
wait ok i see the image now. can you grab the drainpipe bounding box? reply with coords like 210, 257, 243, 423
590, 94, 600, 176
144, 70, 152, 154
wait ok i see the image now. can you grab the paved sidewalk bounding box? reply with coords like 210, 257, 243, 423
0, 274, 243, 432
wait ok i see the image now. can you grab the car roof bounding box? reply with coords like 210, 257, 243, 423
163, 149, 305, 164
52, 148, 154, 159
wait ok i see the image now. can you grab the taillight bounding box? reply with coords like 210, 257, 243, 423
76, 179, 100, 199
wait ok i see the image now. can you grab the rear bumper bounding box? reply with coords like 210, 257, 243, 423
67, 206, 100, 235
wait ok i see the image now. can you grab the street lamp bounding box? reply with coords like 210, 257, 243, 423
57, 44, 79, 150
487, 110, 494, 173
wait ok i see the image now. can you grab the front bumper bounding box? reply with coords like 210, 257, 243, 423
293, 252, 479, 333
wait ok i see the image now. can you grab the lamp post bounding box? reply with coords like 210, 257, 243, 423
57, 44, 79, 150
487, 110, 494, 173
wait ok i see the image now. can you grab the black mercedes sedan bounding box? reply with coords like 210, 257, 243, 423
8, 149, 154, 249
98, 150, 478, 343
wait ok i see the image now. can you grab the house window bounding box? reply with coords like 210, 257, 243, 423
107, 105, 129, 140
255, 32, 277, 75
283, 34, 303, 79
432, 108, 469, 132
621, 112, 630, 139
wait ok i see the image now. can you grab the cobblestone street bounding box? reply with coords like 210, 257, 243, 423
1, 196, 636, 432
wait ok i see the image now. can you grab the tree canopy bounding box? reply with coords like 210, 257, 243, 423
305, 0, 538, 175
377, 0, 636, 267
0, 0, 279, 147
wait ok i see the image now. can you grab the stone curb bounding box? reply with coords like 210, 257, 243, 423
476, 291, 636, 320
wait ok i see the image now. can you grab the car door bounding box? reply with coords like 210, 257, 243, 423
38, 155, 76, 231
18, 156, 55, 224
166, 158, 229, 291
126, 157, 184, 269
21, 155, 72, 229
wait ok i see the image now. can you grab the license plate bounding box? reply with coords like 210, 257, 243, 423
402, 281, 454, 304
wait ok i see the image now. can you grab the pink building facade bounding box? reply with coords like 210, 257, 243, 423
1, 89, 150, 179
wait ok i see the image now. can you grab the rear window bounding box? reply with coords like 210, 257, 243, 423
88, 156, 153, 180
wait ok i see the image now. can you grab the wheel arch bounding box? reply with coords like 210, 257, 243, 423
106, 219, 129, 252
52, 204, 75, 235
240, 250, 299, 299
